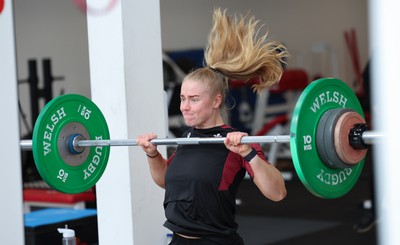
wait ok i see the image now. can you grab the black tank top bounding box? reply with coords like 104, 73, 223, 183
163, 125, 265, 243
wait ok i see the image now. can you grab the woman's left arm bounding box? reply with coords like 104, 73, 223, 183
225, 132, 287, 202
246, 153, 287, 201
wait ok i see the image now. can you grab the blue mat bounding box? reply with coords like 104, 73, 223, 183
25, 208, 97, 228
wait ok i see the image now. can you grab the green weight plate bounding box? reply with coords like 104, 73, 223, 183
32, 94, 110, 194
290, 78, 365, 199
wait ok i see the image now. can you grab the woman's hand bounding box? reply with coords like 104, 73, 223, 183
225, 132, 287, 201
224, 131, 252, 156
136, 133, 158, 157
136, 133, 166, 188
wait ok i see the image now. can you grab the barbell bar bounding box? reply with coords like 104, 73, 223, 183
19, 77, 383, 198
20, 131, 380, 148
20, 135, 291, 149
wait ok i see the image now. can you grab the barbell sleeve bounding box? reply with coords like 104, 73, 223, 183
20, 140, 33, 151
360, 131, 385, 145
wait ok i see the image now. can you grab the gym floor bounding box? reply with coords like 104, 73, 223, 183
235, 152, 377, 245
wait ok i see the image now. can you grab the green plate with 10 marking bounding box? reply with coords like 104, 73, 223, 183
32, 94, 110, 193
290, 78, 365, 198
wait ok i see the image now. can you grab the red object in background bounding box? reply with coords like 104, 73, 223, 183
344, 28, 364, 97
252, 69, 309, 136
255, 114, 288, 136
73, 0, 118, 16
270, 69, 309, 93
0, 0, 5, 14
229, 69, 309, 92
23, 188, 96, 204
229, 69, 309, 136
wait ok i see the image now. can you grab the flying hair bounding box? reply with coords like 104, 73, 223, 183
204, 8, 289, 93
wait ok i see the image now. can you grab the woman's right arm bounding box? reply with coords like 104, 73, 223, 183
136, 133, 168, 189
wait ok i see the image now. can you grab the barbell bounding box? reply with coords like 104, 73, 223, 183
20, 78, 383, 198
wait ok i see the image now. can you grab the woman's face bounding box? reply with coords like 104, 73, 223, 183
180, 79, 222, 129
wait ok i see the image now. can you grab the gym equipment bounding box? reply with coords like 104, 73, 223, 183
290, 79, 366, 198
19, 78, 382, 197
30, 94, 110, 194
18, 59, 65, 130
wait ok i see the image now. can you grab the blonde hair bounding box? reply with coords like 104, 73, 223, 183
206, 8, 288, 92
183, 8, 289, 122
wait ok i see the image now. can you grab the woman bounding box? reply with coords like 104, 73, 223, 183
137, 8, 288, 244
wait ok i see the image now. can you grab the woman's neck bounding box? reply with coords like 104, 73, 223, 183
195, 116, 224, 129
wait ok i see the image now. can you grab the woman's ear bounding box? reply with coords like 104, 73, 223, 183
213, 93, 222, 109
